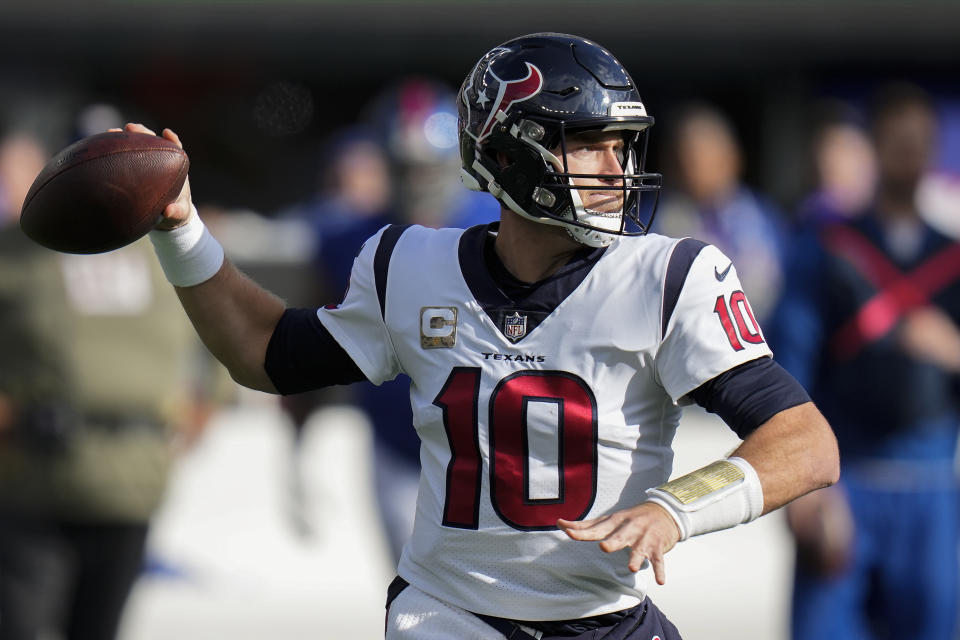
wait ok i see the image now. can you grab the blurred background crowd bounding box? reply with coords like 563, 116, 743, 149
2, 1, 960, 639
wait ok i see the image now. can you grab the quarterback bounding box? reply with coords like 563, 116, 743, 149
131, 33, 838, 638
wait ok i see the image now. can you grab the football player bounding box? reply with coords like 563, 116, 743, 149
131, 33, 838, 639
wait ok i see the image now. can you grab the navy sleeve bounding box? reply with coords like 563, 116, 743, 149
688, 356, 811, 439
264, 308, 367, 395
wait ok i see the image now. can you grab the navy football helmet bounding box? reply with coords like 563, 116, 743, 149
458, 33, 661, 247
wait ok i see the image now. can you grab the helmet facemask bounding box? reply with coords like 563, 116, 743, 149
540, 123, 660, 247
464, 113, 662, 248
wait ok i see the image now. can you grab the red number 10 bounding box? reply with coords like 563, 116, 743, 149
713, 290, 764, 351
433, 368, 598, 531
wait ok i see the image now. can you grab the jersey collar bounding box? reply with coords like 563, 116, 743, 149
458, 222, 607, 342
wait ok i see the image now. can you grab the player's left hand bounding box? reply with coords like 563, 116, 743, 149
557, 502, 681, 584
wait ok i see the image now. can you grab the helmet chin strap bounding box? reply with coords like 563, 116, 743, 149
563, 184, 622, 248
562, 215, 620, 248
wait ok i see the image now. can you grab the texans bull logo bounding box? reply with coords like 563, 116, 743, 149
469, 59, 544, 142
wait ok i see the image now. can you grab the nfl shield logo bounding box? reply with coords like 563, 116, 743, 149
503, 312, 527, 342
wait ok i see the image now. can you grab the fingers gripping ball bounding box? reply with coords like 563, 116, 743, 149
20, 131, 189, 254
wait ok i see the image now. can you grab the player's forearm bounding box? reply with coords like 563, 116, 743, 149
174, 258, 283, 393
732, 401, 839, 515
148, 204, 282, 393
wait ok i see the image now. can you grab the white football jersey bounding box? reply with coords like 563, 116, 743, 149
318, 223, 771, 621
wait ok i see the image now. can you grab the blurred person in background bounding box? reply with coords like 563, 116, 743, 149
365, 76, 498, 231
771, 83, 959, 640
274, 126, 395, 539
0, 121, 227, 640
281, 78, 497, 562
794, 100, 877, 227
655, 102, 787, 321
283, 125, 394, 292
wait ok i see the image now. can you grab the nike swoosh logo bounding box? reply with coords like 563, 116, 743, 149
715, 262, 733, 281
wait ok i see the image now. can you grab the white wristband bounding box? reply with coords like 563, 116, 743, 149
149, 205, 225, 287
645, 456, 764, 541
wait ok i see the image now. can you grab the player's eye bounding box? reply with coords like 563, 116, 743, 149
569, 143, 594, 155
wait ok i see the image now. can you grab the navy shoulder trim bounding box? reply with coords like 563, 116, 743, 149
662, 238, 708, 339
374, 224, 412, 320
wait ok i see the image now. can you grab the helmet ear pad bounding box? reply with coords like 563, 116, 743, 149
482, 130, 549, 212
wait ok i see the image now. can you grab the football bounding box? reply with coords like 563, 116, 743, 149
20, 131, 189, 254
